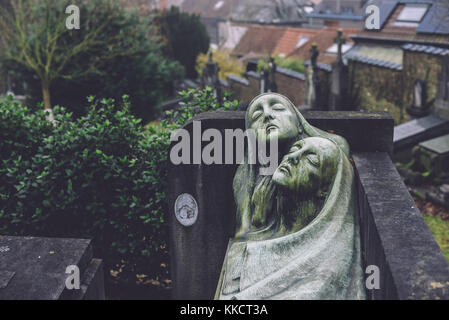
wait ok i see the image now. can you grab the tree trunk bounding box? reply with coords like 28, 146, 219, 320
41, 78, 51, 110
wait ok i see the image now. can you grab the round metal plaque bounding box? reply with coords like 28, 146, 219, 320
174, 193, 198, 227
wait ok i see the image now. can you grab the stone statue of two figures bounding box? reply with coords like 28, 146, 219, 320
215, 93, 366, 300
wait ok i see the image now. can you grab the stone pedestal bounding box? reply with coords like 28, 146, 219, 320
0, 236, 105, 300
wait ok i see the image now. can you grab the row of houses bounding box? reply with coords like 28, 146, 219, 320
179, 0, 449, 124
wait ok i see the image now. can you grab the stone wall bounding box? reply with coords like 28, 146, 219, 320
0, 62, 6, 94
274, 67, 306, 107
227, 74, 259, 103
402, 51, 443, 111
227, 68, 306, 106
348, 60, 404, 123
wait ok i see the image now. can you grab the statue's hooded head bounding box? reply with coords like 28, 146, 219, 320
247, 93, 302, 144
246, 93, 349, 156
272, 137, 339, 197
234, 93, 350, 236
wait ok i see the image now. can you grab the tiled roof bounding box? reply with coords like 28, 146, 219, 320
288, 27, 359, 65
180, 0, 239, 19
276, 66, 306, 80
230, 0, 309, 23
246, 71, 261, 79
345, 45, 403, 70
355, 0, 449, 44
402, 43, 449, 55
352, 32, 449, 45
272, 28, 319, 57
233, 25, 287, 56
303, 60, 332, 72
177, 0, 312, 23
306, 13, 364, 20
227, 74, 249, 86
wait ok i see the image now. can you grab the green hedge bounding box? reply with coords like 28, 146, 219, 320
0, 88, 238, 282
0, 95, 169, 279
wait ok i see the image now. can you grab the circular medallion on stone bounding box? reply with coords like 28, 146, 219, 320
174, 193, 198, 227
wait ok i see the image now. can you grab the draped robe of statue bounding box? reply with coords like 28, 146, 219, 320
215, 93, 366, 300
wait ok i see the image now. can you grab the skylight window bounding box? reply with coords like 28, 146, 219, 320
325, 43, 353, 54
214, 1, 224, 10
396, 4, 428, 23
303, 6, 314, 14
295, 36, 310, 48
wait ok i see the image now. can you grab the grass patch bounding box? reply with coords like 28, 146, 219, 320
423, 214, 449, 263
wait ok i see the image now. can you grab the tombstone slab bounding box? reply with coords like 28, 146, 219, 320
0, 235, 105, 300
393, 114, 449, 152
414, 133, 449, 182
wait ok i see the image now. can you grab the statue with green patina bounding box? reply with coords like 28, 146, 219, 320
215, 93, 366, 300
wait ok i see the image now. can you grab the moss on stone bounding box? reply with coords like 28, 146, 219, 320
423, 214, 449, 263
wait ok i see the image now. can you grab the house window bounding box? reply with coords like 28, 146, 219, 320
325, 43, 354, 55
214, 1, 224, 10
396, 4, 429, 24
341, 7, 354, 15
295, 36, 311, 49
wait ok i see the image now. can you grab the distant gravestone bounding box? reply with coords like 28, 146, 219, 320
435, 55, 449, 119
267, 57, 278, 93
393, 114, 449, 152
259, 57, 278, 94
329, 29, 350, 111
394, 56, 449, 152
306, 44, 320, 109
0, 236, 104, 300
201, 52, 223, 107
260, 69, 268, 94
407, 79, 430, 117
413, 133, 449, 182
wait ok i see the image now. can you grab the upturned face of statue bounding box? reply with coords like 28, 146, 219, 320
247, 94, 301, 142
272, 137, 339, 195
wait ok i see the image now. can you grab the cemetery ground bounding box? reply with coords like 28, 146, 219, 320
413, 196, 449, 262
105, 248, 172, 300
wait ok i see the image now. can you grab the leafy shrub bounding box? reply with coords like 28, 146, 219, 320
0, 95, 167, 279
195, 50, 245, 81
359, 88, 407, 125
1, 0, 184, 121
154, 6, 210, 78
0, 88, 238, 283
257, 55, 305, 74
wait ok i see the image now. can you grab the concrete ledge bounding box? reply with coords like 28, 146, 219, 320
186, 110, 394, 155
276, 67, 306, 81
227, 74, 249, 86
246, 71, 261, 79
353, 152, 449, 300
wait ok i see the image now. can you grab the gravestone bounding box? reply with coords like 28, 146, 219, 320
201, 52, 223, 107
260, 69, 268, 94
407, 79, 430, 117
169, 107, 449, 300
267, 57, 278, 93
306, 44, 321, 110
435, 55, 449, 119
393, 114, 449, 153
394, 56, 449, 154
0, 236, 105, 300
413, 133, 449, 182
329, 29, 350, 111
427, 184, 449, 208
259, 58, 278, 94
